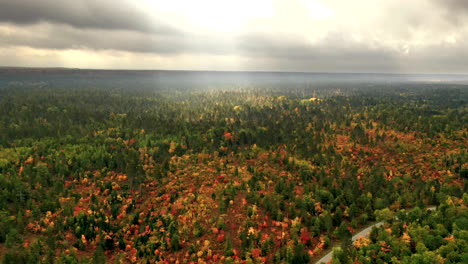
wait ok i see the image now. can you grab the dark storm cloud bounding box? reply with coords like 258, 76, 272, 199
0, 0, 180, 35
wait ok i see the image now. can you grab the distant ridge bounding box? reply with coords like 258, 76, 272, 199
1, 67, 468, 85
1, 66, 468, 76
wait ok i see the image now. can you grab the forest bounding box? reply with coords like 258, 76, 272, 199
0, 75, 466, 263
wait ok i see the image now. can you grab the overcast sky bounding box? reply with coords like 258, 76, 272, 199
0, 0, 467, 73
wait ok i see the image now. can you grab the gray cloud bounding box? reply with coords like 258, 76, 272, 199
398, 39, 468, 73
0, 23, 240, 55
0, 0, 467, 73
236, 32, 396, 59
3, 22, 468, 73
233, 32, 402, 72
0, 0, 180, 35
0, 23, 396, 61
0, 24, 185, 54
440, 0, 468, 11
434, 0, 468, 24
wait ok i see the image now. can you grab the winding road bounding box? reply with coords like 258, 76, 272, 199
315, 206, 436, 264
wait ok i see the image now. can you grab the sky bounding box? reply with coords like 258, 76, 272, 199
0, 0, 467, 73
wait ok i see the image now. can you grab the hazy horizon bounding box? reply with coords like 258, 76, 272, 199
2, 65, 468, 78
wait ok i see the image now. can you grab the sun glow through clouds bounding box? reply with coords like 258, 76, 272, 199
148, 0, 274, 32
299, 0, 335, 20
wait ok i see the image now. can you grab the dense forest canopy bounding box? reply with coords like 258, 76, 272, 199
0, 71, 466, 263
